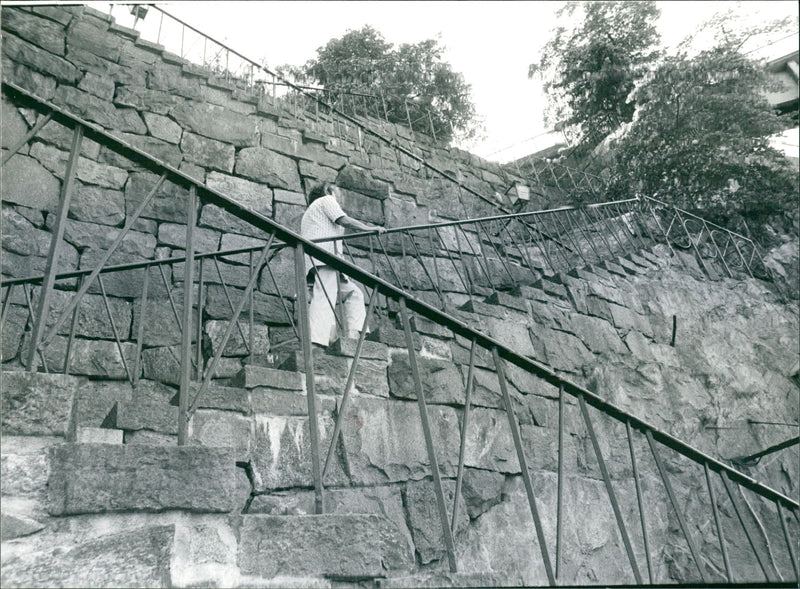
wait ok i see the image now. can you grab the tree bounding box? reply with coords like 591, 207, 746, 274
301, 26, 479, 143
530, 1, 661, 148
611, 21, 798, 231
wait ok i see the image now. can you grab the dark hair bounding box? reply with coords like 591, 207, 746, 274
308, 182, 335, 205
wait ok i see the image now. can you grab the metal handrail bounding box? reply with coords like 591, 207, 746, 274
3, 79, 798, 585
2, 79, 795, 511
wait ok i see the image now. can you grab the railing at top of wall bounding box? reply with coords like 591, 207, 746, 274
1, 80, 798, 587
62, 3, 534, 216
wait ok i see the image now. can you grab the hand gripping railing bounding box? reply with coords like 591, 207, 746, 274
2, 81, 798, 586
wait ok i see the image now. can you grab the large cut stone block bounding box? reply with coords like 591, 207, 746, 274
237, 514, 414, 577
0, 524, 174, 588
47, 444, 236, 514
406, 478, 469, 564
206, 171, 273, 216
336, 165, 390, 200
0, 153, 61, 212
180, 131, 235, 173
388, 354, 465, 405
1, 372, 79, 436
110, 400, 179, 435
235, 147, 302, 192
2, 7, 67, 55
339, 397, 461, 484
250, 415, 348, 491
171, 101, 258, 147
2, 33, 79, 83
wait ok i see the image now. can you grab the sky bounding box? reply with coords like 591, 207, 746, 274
85, 1, 799, 162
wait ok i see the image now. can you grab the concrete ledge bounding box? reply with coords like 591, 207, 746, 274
47, 444, 236, 514
237, 514, 414, 578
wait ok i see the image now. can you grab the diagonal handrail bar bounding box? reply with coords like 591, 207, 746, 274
2, 81, 794, 516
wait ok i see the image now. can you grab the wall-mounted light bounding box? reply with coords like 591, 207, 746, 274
129, 5, 149, 29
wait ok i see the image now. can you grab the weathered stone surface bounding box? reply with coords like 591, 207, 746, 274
114, 85, 182, 114
336, 165, 390, 200
0, 525, 174, 588
205, 319, 270, 357
180, 131, 235, 172
158, 222, 221, 252
104, 129, 181, 166
2, 33, 79, 83
0, 448, 50, 502
185, 383, 250, 414
23, 335, 138, 379
388, 354, 464, 404
0, 154, 61, 212
111, 399, 179, 434
461, 468, 505, 519
2, 207, 80, 270
2, 8, 66, 55
67, 182, 126, 226
198, 203, 267, 239
66, 18, 123, 61
206, 170, 273, 216
232, 365, 303, 391
607, 302, 653, 337
140, 346, 183, 386
61, 218, 155, 259
563, 313, 627, 356
337, 396, 461, 484
24, 286, 134, 341
0, 511, 46, 541
235, 147, 302, 192
142, 111, 182, 144
406, 478, 468, 564
47, 444, 236, 514
189, 409, 252, 458
29, 142, 128, 189
378, 571, 525, 588
170, 100, 258, 146
75, 427, 123, 444
1, 372, 78, 436
53, 84, 120, 129
125, 171, 190, 222
251, 414, 348, 490
1, 305, 27, 361
340, 187, 385, 226
237, 514, 414, 577
204, 284, 292, 326
529, 326, 593, 373
78, 70, 115, 101
2, 97, 30, 150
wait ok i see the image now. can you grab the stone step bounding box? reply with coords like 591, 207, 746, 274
75, 426, 123, 444
598, 259, 629, 277
231, 365, 304, 392
532, 278, 569, 300
237, 514, 413, 579
615, 255, 644, 275
105, 399, 178, 435
47, 444, 237, 515
485, 291, 530, 314
639, 247, 664, 266
378, 571, 524, 588
625, 252, 655, 270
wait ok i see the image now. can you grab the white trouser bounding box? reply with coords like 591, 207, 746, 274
308, 265, 366, 346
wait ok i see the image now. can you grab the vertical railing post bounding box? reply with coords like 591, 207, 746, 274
178, 186, 197, 446
399, 297, 457, 573
26, 125, 83, 371
556, 383, 565, 580
492, 347, 555, 585
627, 421, 653, 584
578, 395, 643, 584
294, 243, 324, 514
704, 462, 732, 582
452, 339, 477, 535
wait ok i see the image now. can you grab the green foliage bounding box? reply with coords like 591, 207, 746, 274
300, 26, 479, 143
612, 43, 798, 226
530, 1, 661, 145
